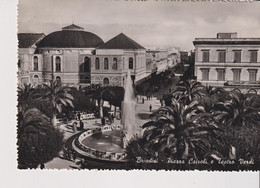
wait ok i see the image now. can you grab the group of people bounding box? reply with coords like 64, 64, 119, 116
72, 120, 84, 133
63, 146, 77, 161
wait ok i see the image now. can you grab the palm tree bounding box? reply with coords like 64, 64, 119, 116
199, 86, 227, 113
17, 83, 36, 113
17, 108, 64, 169
171, 80, 206, 105
141, 98, 221, 160
41, 80, 74, 127
84, 84, 107, 118
213, 92, 260, 127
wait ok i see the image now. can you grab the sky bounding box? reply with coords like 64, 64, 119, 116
18, 0, 260, 50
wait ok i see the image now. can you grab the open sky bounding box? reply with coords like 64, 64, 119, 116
18, 0, 260, 50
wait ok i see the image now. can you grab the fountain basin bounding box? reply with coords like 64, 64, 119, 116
72, 125, 127, 162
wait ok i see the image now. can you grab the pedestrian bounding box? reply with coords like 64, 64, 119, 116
149, 104, 152, 112
142, 98, 144, 104
77, 112, 81, 120
73, 150, 77, 161
73, 121, 77, 133
111, 114, 114, 123
80, 120, 84, 130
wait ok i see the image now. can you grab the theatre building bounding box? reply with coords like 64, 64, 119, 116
18, 24, 146, 87
193, 33, 260, 93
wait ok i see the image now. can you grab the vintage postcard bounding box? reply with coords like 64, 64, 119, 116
17, 0, 260, 171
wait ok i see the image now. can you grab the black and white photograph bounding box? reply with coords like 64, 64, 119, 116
15, 0, 260, 172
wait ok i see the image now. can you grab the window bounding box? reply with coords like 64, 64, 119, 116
248, 69, 257, 82
129, 57, 133, 69
201, 68, 210, 81
234, 51, 241, 63
18, 58, 21, 68
56, 76, 61, 83
104, 58, 109, 69
33, 56, 38, 71
33, 75, 39, 84
84, 57, 90, 72
103, 77, 109, 85
202, 51, 209, 62
55, 56, 61, 72
217, 69, 225, 81
95, 58, 100, 70
218, 51, 226, 63
232, 69, 241, 83
250, 51, 258, 63
112, 58, 117, 70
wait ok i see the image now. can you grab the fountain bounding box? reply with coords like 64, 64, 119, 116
68, 71, 137, 166
121, 70, 137, 146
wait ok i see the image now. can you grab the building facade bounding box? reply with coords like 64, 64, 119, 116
193, 33, 260, 93
91, 33, 146, 86
18, 33, 46, 85
18, 25, 147, 87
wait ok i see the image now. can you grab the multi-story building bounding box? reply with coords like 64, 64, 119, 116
18, 33, 46, 85
18, 24, 147, 87
91, 33, 146, 86
193, 32, 260, 93
146, 49, 170, 76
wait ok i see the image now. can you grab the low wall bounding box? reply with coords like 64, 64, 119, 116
73, 125, 126, 162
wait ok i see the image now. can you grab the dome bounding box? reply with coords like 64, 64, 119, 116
37, 24, 104, 48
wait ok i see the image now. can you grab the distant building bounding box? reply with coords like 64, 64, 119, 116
18, 24, 147, 87
193, 32, 260, 93
146, 49, 170, 75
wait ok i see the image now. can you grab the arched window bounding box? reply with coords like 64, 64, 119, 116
33, 56, 38, 71
18, 58, 21, 68
129, 57, 133, 69
84, 57, 90, 73
112, 58, 117, 70
33, 75, 39, 84
103, 77, 109, 85
104, 58, 109, 70
55, 56, 61, 72
56, 76, 61, 83
95, 58, 100, 70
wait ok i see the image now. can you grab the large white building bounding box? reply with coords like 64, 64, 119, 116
193, 33, 260, 93
18, 24, 147, 87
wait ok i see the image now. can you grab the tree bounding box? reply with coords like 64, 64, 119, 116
17, 83, 36, 113
213, 92, 260, 127
17, 108, 64, 169
212, 92, 260, 161
41, 80, 74, 127
127, 98, 222, 162
171, 80, 206, 105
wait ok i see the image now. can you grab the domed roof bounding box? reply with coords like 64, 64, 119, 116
37, 24, 104, 48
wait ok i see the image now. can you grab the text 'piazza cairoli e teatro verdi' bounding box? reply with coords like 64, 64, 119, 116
18, 24, 147, 87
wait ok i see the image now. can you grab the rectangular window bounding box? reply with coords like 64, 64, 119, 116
217, 69, 225, 81
250, 51, 258, 63
218, 51, 226, 63
202, 51, 209, 62
201, 69, 209, 81
232, 69, 241, 83
234, 51, 241, 63
248, 69, 257, 82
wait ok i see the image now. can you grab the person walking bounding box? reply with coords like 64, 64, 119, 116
80, 120, 84, 130
149, 104, 152, 112
73, 121, 77, 133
